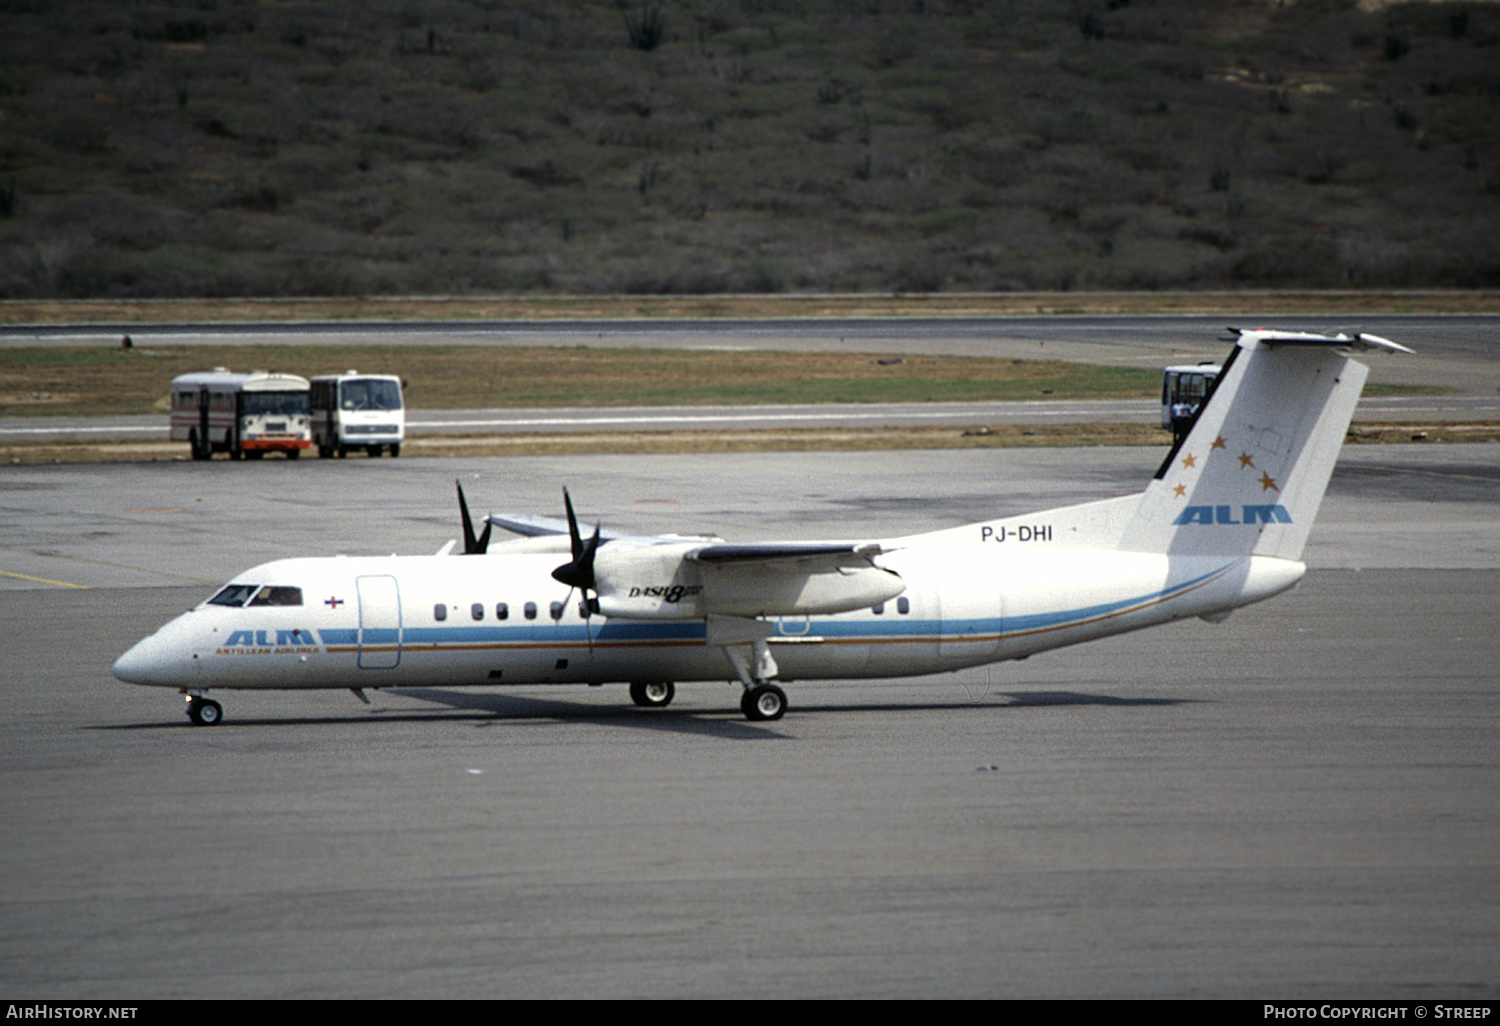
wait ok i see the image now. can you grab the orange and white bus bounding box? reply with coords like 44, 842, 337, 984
169, 370, 312, 460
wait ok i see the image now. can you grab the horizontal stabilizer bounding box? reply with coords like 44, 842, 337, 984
1224, 328, 1414, 354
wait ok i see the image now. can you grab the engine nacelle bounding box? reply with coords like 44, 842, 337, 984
589, 542, 905, 620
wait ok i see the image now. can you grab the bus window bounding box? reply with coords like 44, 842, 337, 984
340, 378, 402, 411
1161, 364, 1220, 437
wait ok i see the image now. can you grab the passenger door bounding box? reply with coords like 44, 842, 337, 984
356, 575, 402, 669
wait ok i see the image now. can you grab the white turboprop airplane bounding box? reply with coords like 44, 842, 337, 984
114, 329, 1411, 726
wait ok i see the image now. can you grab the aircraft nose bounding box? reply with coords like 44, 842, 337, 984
113, 625, 197, 687
112, 636, 161, 684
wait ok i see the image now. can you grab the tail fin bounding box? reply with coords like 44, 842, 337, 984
1120, 330, 1411, 560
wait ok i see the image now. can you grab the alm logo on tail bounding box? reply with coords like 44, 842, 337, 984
1173, 504, 1292, 526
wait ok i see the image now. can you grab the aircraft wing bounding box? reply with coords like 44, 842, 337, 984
487, 511, 576, 538
688, 541, 885, 568
490, 509, 881, 563
487, 511, 721, 548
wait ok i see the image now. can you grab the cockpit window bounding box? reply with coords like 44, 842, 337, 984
207, 583, 260, 607
249, 586, 304, 607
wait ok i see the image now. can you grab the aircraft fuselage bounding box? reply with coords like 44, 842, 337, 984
112, 546, 1303, 694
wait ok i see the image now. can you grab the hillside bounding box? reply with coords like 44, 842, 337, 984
1, 0, 1497, 298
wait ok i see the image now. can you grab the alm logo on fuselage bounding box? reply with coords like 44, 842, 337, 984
223, 629, 317, 647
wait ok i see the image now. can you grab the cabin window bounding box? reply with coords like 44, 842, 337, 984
471, 603, 484, 621
897, 597, 910, 615
872, 602, 884, 615
524, 602, 537, 621
208, 583, 260, 608
249, 586, 303, 607
434, 604, 447, 621
550, 601, 565, 620
495, 602, 509, 620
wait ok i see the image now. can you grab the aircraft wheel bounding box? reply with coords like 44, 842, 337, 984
630, 681, 675, 708
186, 697, 223, 726
741, 684, 786, 722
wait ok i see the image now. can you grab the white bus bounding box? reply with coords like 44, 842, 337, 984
310, 372, 405, 458
1162, 363, 1221, 438
169, 369, 312, 461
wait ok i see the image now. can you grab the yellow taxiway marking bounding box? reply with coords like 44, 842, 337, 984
0, 569, 90, 589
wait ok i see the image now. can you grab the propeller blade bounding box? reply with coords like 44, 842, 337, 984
552, 488, 600, 590
563, 487, 583, 559
456, 480, 490, 555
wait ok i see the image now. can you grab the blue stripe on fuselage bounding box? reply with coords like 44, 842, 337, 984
314, 564, 1234, 650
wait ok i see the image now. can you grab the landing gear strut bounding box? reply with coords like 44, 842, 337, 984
185, 695, 223, 726
710, 617, 790, 722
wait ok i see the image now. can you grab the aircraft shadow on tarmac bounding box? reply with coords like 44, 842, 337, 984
91, 687, 1193, 737
394, 686, 1193, 722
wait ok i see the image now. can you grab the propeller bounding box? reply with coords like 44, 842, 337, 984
551, 489, 603, 651
552, 488, 601, 596
456, 480, 491, 555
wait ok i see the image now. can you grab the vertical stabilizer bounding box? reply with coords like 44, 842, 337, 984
1120, 331, 1410, 561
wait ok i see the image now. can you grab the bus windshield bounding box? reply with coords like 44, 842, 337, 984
242, 391, 310, 417
340, 379, 402, 411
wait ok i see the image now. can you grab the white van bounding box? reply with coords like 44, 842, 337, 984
309, 372, 405, 458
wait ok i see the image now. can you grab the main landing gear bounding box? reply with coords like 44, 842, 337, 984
717, 627, 789, 721
740, 683, 787, 721
628, 678, 785, 720
629, 680, 675, 708
185, 694, 223, 726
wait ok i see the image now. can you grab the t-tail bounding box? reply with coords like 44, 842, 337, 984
897, 329, 1412, 640
1119, 329, 1412, 561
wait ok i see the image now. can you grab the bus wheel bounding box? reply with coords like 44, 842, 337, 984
389, 444, 401, 458
287, 449, 300, 460
190, 431, 210, 461
337, 445, 348, 458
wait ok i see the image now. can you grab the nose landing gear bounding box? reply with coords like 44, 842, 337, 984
185, 695, 223, 726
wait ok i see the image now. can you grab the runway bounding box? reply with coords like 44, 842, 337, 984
3, 314, 1497, 447
1, 444, 1497, 998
